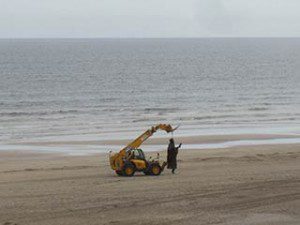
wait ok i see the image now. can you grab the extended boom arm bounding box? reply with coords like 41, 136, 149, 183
117, 124, 177, 159
122, 124, 177, 152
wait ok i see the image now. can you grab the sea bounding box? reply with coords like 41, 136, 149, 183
0, 38, 300, 154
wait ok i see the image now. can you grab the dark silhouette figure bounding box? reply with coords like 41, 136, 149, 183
167, 138, 182, 174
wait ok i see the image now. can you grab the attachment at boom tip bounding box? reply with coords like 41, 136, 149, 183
170, 125, 180, 132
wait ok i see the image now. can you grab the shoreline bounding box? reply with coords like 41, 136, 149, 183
1, 133, 300, 155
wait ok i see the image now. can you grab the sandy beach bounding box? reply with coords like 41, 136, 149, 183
1, 138, 299, 225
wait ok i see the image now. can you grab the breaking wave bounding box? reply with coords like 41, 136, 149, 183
248, 107, 269, 111
0, 110, 79, 117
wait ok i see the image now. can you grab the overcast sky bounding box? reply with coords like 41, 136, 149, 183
1, 0, 300, 38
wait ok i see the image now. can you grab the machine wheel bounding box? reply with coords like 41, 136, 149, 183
115, 170, 123, 176
122, 163, 135, 176
150, 163, 162, 176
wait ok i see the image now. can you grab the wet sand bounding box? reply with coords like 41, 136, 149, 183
0, 143, 299, 225
13, 133, 300, 146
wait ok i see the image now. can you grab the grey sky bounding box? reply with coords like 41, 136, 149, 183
1, 0, 300, 38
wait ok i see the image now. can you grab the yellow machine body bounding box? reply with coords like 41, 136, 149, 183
130, 159, 147, 170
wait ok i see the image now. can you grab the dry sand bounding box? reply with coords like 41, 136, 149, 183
0, 142, 299, 225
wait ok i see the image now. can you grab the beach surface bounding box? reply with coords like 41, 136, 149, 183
1, 138, 299, 225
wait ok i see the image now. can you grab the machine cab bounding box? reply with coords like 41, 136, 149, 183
126, 148, 145, 160
126, 149, 147, 170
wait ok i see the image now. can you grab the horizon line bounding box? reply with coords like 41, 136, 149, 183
1, 36, 300, 40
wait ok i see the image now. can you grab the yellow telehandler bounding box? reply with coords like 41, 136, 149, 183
109, 124, 178, 176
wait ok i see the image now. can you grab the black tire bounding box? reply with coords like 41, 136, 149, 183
115, 170, 123, 176
149, 163, 162, 176
122, 163, 135, 176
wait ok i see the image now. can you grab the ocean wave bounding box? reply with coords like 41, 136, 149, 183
101, 108, 128, 112
262, 103, 272, 106
132, 117, 164, 123
144, 107, 180, 112
179, 114, 237, 121
248, 107, 268, 111
132, 118, 151, 122
0, 109, 79, 117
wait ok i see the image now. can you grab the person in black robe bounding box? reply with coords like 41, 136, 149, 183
167, 138, 182, 174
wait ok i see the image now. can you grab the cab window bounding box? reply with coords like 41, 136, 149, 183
133, 149, 145, 160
